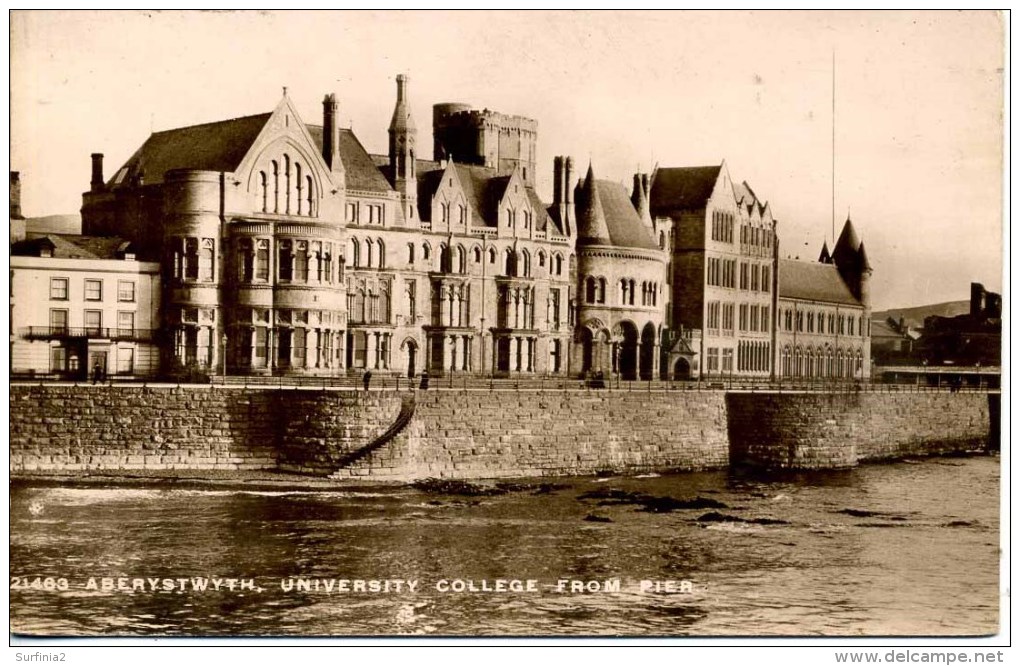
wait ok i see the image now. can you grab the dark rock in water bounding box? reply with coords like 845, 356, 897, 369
411, 478, 506, 496
495, 481, 569, 494
836, 508, 909, 520
944, 520, 977, 527
697, 512, 789, 525
578, 488, 728, 513
583, 514, 613, 523
594, 470, 616, 478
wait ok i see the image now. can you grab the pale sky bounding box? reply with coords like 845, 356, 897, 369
9, 10, 1005, 310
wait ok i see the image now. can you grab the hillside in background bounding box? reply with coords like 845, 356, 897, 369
25, 214, 82, 235
872, 300, 971, 329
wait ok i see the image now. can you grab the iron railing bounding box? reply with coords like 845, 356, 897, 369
21, 326, 156, 341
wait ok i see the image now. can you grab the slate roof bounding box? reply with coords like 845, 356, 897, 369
778, 259, 861, 306
12, 234, 135, 260
108, 114, 272, 188
593, 179, 659, 250
305, 126, 393, 193
649, 165, 721, 215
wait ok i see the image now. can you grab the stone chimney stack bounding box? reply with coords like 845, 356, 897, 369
563, 156, 575, 235
322, 93, 340, 171
10, 171, 23, 219
90, 153, 105, 192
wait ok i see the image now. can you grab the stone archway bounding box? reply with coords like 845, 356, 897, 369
673, 358, 692, 380
639, 322, 656, 380
401, 338, 418, 378
616, 321, 639, 381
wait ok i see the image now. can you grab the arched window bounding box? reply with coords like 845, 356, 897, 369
439, 244, 450, 273
422, 243, 431, 261
503, 248, 515, 276
379, 283, 391, 324
364, 238, 374, 268
259, 171, 268, 212
473, 246, 482, 263
377, 238, 386, 269
628, 279, 636, 305
407, 242, 415, 264
284, 155, 291, 214
488, 247, 496, 264
538, 251, 545, 268
585, 277, 597, 303
620, 279, 628, 305
306, 175, 314, 216
295, 162, 303, 215
522, 250, 531, 277
278, 240, 293, 281
349, 237, 360, 268
456, 246, 466, 274
598, 277, 607, 304
200, 239, 214, 282
554, 254, 563, 276
459, 205, 467, 224
271, 161, 280, 213
659, 231, 666, 249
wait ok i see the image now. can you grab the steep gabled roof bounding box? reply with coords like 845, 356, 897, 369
108, 113, 272, 188
306, 126, 393, 193
649, 165, 722, 215
778, 259, 861, 306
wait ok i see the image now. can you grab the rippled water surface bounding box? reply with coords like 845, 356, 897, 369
10, 455, 999, 636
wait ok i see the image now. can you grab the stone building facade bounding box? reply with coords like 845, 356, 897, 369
64, 74, 871, 381
78, 76, 668, 379
650, 163, 871, 380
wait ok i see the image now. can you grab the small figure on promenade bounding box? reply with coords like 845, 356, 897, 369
419, 371, 429, 391
91, 362, 103, 385
363, 370, 373, 391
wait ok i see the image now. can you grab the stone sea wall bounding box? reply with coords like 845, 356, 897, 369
9, 385, 993, 479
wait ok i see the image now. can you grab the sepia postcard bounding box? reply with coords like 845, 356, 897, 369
8, 9, 1007, 652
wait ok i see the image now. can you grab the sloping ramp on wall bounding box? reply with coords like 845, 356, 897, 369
330, 394, 415, 476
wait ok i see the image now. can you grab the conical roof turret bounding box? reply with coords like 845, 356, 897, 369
818, 241, 832, 264
577, 163, 612, 245
857, 240, 872, 272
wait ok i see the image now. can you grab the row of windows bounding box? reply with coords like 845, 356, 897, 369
50, 346, 135, 375
618, 279, 659, 307
50, 277, 135, 303
706, 257, 737, 288
780, 308, 866, 337
49, 309, 135, 332
234, 308, 340, 328
711, 211, 735, 243
738, 262, 771, 292
496, 284, 533, 330
258, 154, 316, 217
737, 341, 771, 373
404, 242, 567, 278
706, 302, 735, 334
740, 224, 774, 250
170, 237, 216, 283
346, 202, 385, 225
705, 347, 734, 373
780, 346, 864, 378
737, 303, 771, 333
236, 238, 338, 284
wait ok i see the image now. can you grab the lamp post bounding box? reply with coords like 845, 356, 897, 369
221, 333, 228, 378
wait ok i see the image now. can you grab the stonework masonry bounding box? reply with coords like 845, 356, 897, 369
9, 385, 993, 479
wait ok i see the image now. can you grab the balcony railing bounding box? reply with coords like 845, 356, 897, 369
22, 326, 155, 342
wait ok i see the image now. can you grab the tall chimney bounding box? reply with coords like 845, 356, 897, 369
10, 171, 23, 219
322, 93, 340, 170
90, 153, 105, 192
553, 156, 564, 206
563, 157, 575, 235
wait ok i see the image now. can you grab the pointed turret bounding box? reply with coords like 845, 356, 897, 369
832, 216, 861, 265
857, 240, 872, 273
388, 74, 417, 222
818, 241, 832, 264
577, 164, 612, 245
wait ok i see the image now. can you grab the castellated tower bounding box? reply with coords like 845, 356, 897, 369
388, 74, 417, 222
432, 103, 538, 187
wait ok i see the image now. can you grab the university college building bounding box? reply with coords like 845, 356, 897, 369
13, 75, 871, 381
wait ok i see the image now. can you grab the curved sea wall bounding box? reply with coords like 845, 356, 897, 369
9, 385, 993, 479
726, 391, 993, 471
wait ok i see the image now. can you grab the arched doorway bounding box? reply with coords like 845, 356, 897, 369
639, 322, 656, 380
617, 321, 639, 381
673, 358, 691, 380
402, 339, 418, 378
579, 328, 594, 374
